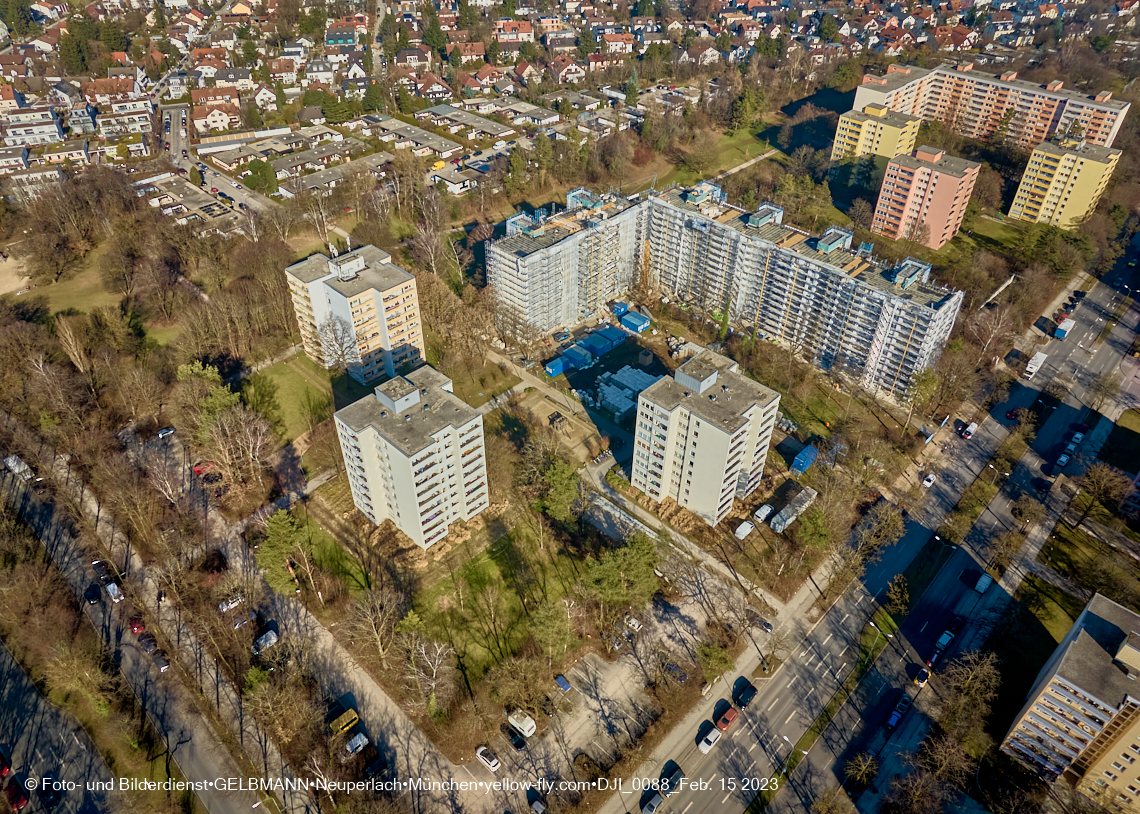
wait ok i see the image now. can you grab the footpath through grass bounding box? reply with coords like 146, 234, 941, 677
747, 608, 898, 811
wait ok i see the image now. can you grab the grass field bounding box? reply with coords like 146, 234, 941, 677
1101, 409, 1140, 473
1040, 518, 1140, 612
257, 355, 332, 442
985, 574, 1079, 739
40, 245, 120, 314
935, 215, 1025, 264
148, 324, 182, 346
658, 124, 780, 188
448, 358, 521, 408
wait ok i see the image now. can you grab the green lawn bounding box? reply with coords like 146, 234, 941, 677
258, 355, 333, 442
448, 358, 521, 408
1101, 409, 1140, 474
985, 574, 1080, 739
148, 324, 182, 346
933, 215, 1025, 265
659, 124, 782, 188
1040, 518, 1140, 613
40, 245, 121, 314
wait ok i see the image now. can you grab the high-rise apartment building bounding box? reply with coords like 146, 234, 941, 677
854, 63, 1130, 150
1003, 594, 1140, 812
871, 146, 980, 249
334, 365, 489, 549
483, 182, 963, 398
486, 187, 640, 331
640, 184, 963, 397
830, 103, 921, 164
1008, 138, 1121, 231
631, 350, 780, 526
285, 245, 425, 385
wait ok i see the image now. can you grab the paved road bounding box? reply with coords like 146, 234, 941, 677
0, 464, 266, 814
0, 639, 112, 814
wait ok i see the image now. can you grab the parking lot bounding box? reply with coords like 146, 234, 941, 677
142, 172, 244, 231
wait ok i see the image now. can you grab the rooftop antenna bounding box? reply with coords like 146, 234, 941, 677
329, 242, 339, 257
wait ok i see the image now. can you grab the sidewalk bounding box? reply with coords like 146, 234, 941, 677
713, 148, 780, 181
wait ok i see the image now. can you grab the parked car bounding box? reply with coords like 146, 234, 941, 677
105, 582, 125, 603
624, 614, 643, 632
152, 651, 170, 673
554, 674, 572, 693
0, 748, 9, 777
948, 615, 966, 634
218, 594, 244, 613
92, 559, 111, 583
664, 663, 688, 684
476, 745, 500, 772
959, 422, 977, 440
1055, 453, 1071, 471
914, 668, 930, 688
697, 727, 721, 754
734, 521, 755, 540
6, 775, 29, 811
733, 680, 758, 709
927, 630, 955, 667
37, 772, 61, 811
501, 723, 527, 751
129, 618, 145, 634
662, 766, 685, 796
745, 609, 773, 632
84, 583, 101, 604
138, 634, 158, 654
1006, 408, 1021, 420
715, 707, 739, 732
753, 504, 774, 523
885, 694, 912, 732
922, 473, 937, 488
508, 709, 537, 736
157, 426, 176, 439
1070, 432, 1085, 445
339, 732, 368, 762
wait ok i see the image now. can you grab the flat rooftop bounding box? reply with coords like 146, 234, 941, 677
641, 350, 779, 434
1035, 138, 1121, 164
285, 244, 413, 295
336, 365, 479, 456
1054, 594, 1140, 709
651, 188, 957, 309
490, 193, 636, 258
892, 146, 980, 178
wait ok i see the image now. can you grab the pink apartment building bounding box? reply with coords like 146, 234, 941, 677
871, 146, 980, 249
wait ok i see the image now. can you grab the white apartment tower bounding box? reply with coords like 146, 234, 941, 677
285, 245, 425, 385
334, 366, 489, 549
631, 351, 780, 527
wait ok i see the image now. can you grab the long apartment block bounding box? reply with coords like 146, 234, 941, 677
334, 365, 489, 549
285, 245, 425, 386
1008, 137, 1121, 231
486, 183, 962, 397
640, 184, 963, 397
486, 187, 641, 330
631, 350, 780, 527
854, 62, 1130, 150
1003, 594, 1140, 812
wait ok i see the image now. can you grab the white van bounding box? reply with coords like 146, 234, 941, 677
975, 573, 993, 594
508, 709, 537, 737
960, 422, 978, 440
753, 505, 774, 523
734, 521, 755, 540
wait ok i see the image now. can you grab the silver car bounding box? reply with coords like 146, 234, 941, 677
697, 727, 721, 754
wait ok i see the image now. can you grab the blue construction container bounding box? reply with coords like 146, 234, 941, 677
544, 356, 568, 377
563, 345, 593, 368
598, 325, 625, 349
580, 333, 610, 356
791, 445, 818, 476
612, 302, 629, 316
621, 312, 650, 333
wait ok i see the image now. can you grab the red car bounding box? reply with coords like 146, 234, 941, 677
129, 618, 145, 634
6, 777, 28, 811
715, 708, 739, 732
193, 461, 214, 475
0, 749, 9, 777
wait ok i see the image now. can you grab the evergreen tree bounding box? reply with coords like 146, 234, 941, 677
275, 81, 286, 111
152, 0, 166, 29
322, 95, 352, 123
624, 69, 639, 107
58, 32, 91, 73
449, 44, 462, 71
190, 166, 203, 185
487, 38, 500, 65
100, 20, 128, 51
506, 146, 527, 192
363, 46, 373, 73
424, 15, 445, 58
578, 26, 596, 59
361, 80, 383, 111
242, 38, 257, 66
396, 83, 413, 113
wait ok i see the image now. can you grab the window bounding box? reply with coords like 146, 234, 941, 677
1114, 762, 1128, 772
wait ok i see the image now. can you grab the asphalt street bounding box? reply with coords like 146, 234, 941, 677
0, 639, 112, 814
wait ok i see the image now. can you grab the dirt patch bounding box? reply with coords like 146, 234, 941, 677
0, 253, 30, 295
511, 388, 609, 464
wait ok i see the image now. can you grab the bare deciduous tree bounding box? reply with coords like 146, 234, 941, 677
316, 315, 358, 373
1076, 462, 1134, 526
345, 586, 408, 666
968, 304, 1015, 354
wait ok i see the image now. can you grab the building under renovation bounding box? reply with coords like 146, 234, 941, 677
484, 182, 964, 397
486, 188, 640, 330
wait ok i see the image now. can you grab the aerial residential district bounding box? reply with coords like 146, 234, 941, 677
3, 0, 1140, 813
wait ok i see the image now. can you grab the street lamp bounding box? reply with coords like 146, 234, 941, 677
866, 620, 894, 665
782, 735, 809, 758
987, 464, 1010, 485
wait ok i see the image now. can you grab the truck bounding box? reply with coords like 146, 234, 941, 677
1024, 351, 1047, 380
1055, 318, 1076, 339
769, 486, 819, 534
3, 455, 32, 482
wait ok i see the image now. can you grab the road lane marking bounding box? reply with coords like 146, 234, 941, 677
749, 743, 757, 753
682, 804, 693, 814
767, 697, 780, 711
822, 633, 833, 645
841, 613, 849, 623
806, 686, 816, 697
749, 759, 756, 770
839, 645, 849, 656
722, 793, 732, 804
784, 711, 796, 724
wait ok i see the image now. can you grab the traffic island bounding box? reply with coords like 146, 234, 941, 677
752, 656, 783, 680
